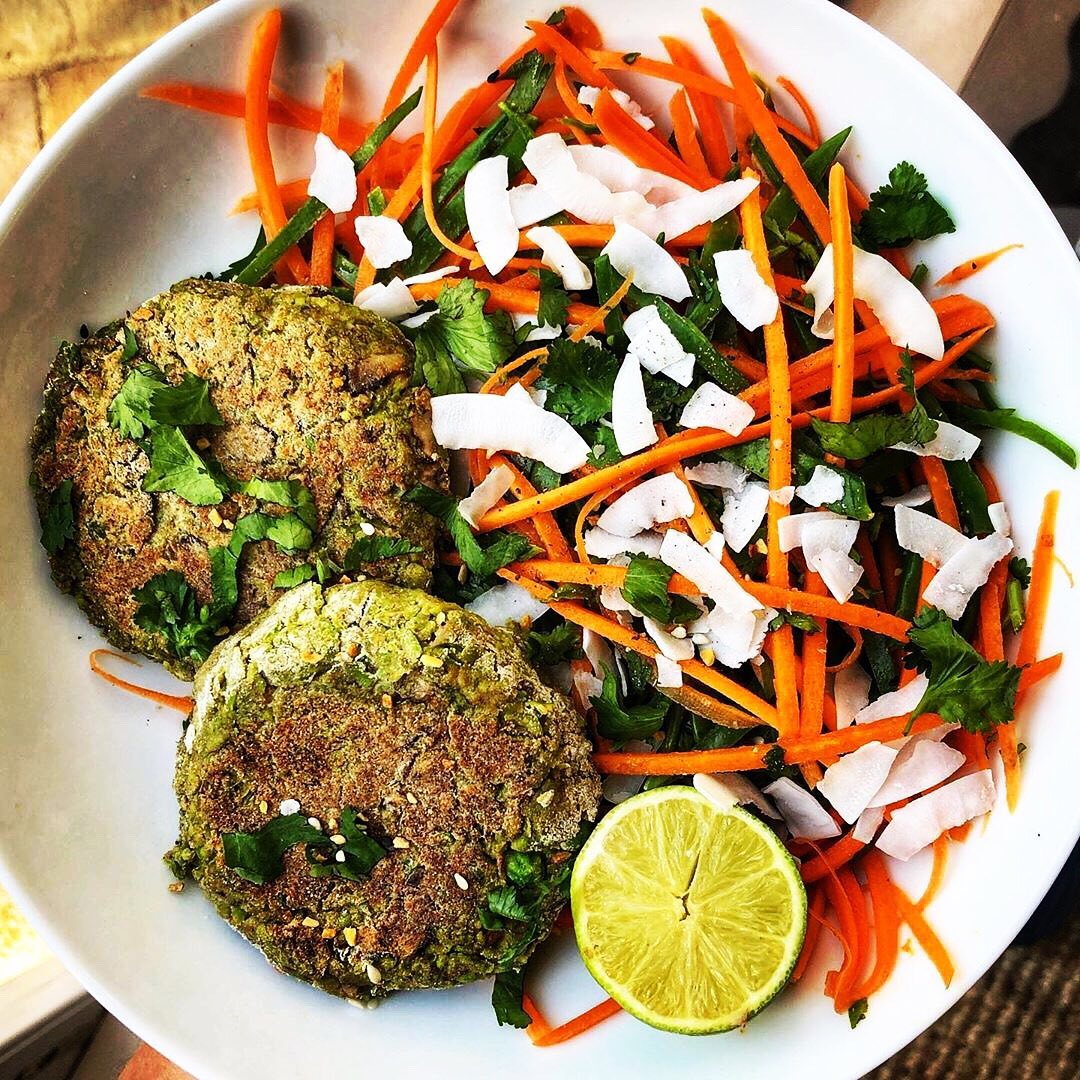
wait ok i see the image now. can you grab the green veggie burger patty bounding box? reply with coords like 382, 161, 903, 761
29, 278, 446, 677
168, 579, 601, 999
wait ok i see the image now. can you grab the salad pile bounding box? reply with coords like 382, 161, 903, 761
141, 0, 1071, 1044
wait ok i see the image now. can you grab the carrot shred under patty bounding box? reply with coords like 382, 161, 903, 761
531, 998, 622, 1046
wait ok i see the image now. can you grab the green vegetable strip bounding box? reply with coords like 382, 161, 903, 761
232, 89, 422, 286
949, 404, 1077, 469
895, 551, 923, 621
1005, 576, 1026, 633
765, 127, 852, 231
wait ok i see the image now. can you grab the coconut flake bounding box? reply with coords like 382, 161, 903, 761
354, 279, 418, 321
307, 133, 358, 213
712, 249, 780, 330
876, 770, 995, 861
583, 527, 664, 560
867, 739, 965, 808
597, 474, 694, 536
643, 617, 695, 661
813, 547, 865, 604
353, 216, 413, 269
852, 805, 885, 843
524, 225, 592, 291
601, 223, 691, 301
458, 464, 515, 527
431, 394, 589, 472
805, 244, 945, 359
764, 777, 841, 840
777, 511, 858, 555
463, 156, 517, 275
770, 486, 796, 506
720, 481, 770, 553
894, 505, 967, 567
583, 628, 613, 682
577, 85, 655, 129
834, 664, 872, 728
601, 740, 654, 804
654, 178, 759, 240
624, 305, 695, 385
892, 420, 980, 461
523, 133, 622, 225
402, 266, 459, 286
685, 461, 749, 492
923, 532, 1013, 619
465, 582, 549, 627
694, 772, 781, 819
654, 654, 684, 687
795, 465, 845, 508
881, 486, 932, 508
817, 742, 900, 823
611, 354, 657, 455
567, 144, 687, 201
852, 673, 929, 725
509, 183, 563, 228
988, 501, 1011, 536
679, 381, 755, 435
780, 512, 863, 602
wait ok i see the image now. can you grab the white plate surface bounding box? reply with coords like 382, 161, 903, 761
0, 1, 1076, 1078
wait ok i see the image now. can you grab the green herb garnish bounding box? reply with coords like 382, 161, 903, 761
591, 668, 669, 741
858, 162, 955, 251
41, 478, 75, 555
132, 570, 218, 666
620, 555, 700, 625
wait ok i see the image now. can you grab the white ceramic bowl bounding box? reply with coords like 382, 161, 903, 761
0, 1, 1076, 1077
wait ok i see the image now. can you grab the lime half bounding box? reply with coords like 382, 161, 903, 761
571, 786, 806, 1034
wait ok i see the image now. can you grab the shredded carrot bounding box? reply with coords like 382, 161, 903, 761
800, 571, 829, 745
571, 270, 634, 341
522, 993, 551, 1044
793, 886, 826, 981
893, 883, 954, 987
776, 75, 821, 144
935, 244, 1023, 285
89, 650, 194, 714
381, 0, 464, 118
408, 276, 599, 325
920, 457, 961, 531
244, 10, 309, 283
526, 19, 614, 87
554, 57, 596, 131
309, 62, 345, 287
825, 626, 863, 673
854, 849, 901, 1000
823, 868, 863, 1010
916, 836, 950, 911
801, 830, 865, 884
705, 11, 831, 242
828, 163, 855, 423
1017, 491, 1059, 670
660, 37, 730, 173
495, 456, 573, 562
532, 998, 622, 1046
669, 89, 711, 177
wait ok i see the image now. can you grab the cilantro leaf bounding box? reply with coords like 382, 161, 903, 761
858, 162, 956, 251
769, 610, 822, 633
905, 607, 1021, 733
406, 485, 538, 579
305, 807, 387, 882
342, 534, 423, 568
146, 372, 224, 428
222, 814, 326, 885
413, 332, 467, 396
506, 851, 544, 888
108, 363, 167, 439
141, 426, 228, 505
487, 886, 532, 922
233, 477, 318, 529
265, 513, 314, 554
591, 668, 669, 741
537, 268, 569, 328
811, 406, 937, 460
1009, 557, 1031, 589
848, 998, 868, 1029
132, 570, 218, 665
536, 338, 619, 425
273, 564, 317, 589
120, 324, 140, 362
492, 968, 532, 1029
621, 555, 700, 625
526, 622, 583, 667
41, 478, 75, 555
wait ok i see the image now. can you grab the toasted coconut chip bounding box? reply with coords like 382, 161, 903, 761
818, 742, 900, 824
770, 486, 795, 506
894, 505, 967, 567
694, 772, 781, 819
583, 527, 664, 560
685, 461, 750, 492
720, 480, 770, 553
796, 465, 845, 508
307, 133, 358, 213
777, 511, 857, 555
523, 133, 622, 225
431, 394, 590, 472
834, 664, 872, 728
654, 654, 684, 687
811, 546, 864, 604
764, 777, 841, 840
601, 223, 691, 301
679, 381, 755, 435
806, 244, 945, 359
643, 616, 695, 662
923, 532, 1014, 619
867, 739, 965, 809
655, 178, 759, 240
892, 420, 980, 461
508, 182, 564, 228
988, 501, 1011, 536
852, 673, 929, 725
597, 474, 695, 537
577, 85, 655, 129
881, 485, 932, 508
526, 225, 593, 290
712, 249, 780, 331
463, 155, 517, 275
402, 266, 459, 286
458, 463, 515, 527
353, 215, 413, 269
568, 144, 692, 203
354, 279, 418, 321
611, 354, 657, 456
465, 582, 549, 627
852, 805, 885, 844
877, 770, 996, 861
624, 305, 696, 385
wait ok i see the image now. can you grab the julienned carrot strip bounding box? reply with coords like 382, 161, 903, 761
740, 174, 800, 738
828, 163, 855, 423
244, 11, 309, 283
494, 455, 573, 562
232, 178, 310, 215
660, 37, 730, 173
408, 277, 599, 324
920, 457, 961, 531
1016, 491, 1059, 669
571, 270, 634, 341
309, 63, 345, 287
532, 998, 622, 1046
776, 75, 821, 144
935, 244, 1023, 286
503, 573, 779, 725
800, 571, 829, 743
793, 886, 826, 982
893, 883, 954, 987
89, 650, 194, 714
822, 869, 862, 1009
854, 850, 900, 1000
518, 223, 712, 250
522, 993, 550, 1044
593, 711, 947, 775
835, 868, 870, 1012
704, 11, 831, 243
381, 0, 464, 117
801, 830, 865, 884
916, 836, 950, 911
669, 89, 711, 177
527, 19, 614, 87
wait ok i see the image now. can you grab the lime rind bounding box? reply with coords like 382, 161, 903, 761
571, 786, 807, 1035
